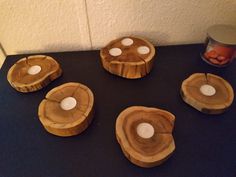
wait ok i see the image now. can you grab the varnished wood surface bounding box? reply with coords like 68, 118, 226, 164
7, 55, 62, 92
38, 82, 94, 136
100, 37, 155, 79
116, 106, 175, 168
181, 73, 234, 114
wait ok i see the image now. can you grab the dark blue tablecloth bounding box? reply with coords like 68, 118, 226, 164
0, 44, 235, 177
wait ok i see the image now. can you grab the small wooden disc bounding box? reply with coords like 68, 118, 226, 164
116, 106, 175, 168
38, 82, 94, 137
181, 73, 234, 114
100, 36, 156, 79
7, 55, 62, 92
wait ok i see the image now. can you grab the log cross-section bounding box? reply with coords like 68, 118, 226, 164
38, 82, 94, 137
100, 37, 156, 79
116, 106, 175, 168
181, 73, 234, 114
7, 55, 62, 92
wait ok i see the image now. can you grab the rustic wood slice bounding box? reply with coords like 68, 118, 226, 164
116, 106, 175, 168
38, 82, 94, 137
181, 73, 234, 114
7, 55, 62, 92
100, 36, 156, 79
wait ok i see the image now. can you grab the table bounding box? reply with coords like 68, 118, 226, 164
0, 44, 235, 177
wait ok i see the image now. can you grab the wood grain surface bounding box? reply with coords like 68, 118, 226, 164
38, 82, 94, 137
100, 37, 155, 79
7, 55, 62, 92
181, 73, 234, 114
116, 106, 175, 168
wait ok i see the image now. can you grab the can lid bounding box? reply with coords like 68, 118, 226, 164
207, 24, 236, 45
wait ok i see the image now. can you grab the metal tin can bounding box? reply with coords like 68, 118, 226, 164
201, 24, 236, 67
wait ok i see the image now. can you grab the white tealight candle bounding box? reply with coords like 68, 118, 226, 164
27, 65, 41, 75
136, 122, 154, 139
121, 38, 134, 46
60, 97, 77, 111
109, 48, 122, 57
137, 46, 150, 55
200, 84, 216, 96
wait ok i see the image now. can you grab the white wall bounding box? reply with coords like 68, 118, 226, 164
87, 0, 236, 47
0, 45, 6, 67
0, 0, 236, 66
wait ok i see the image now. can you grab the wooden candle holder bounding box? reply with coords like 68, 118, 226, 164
38, 82, 94, 137
7, 55, 62, 92
100, 36, 155, 79
181, 73, 234, 114
116, 106, 175, 168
